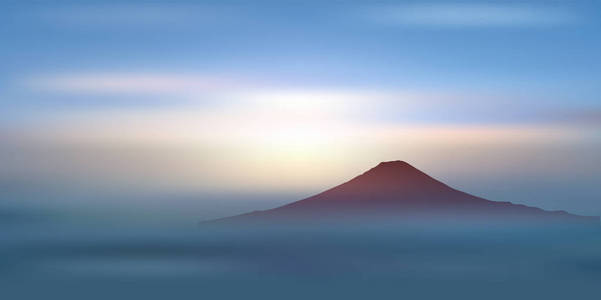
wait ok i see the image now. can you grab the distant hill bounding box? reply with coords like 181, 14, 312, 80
209, 161, 599, 225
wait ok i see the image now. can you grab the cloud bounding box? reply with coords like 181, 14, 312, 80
28, 72, 235, 95
546, 109, 601, 125
362, 3, 577, 28
24, 72, 417, 115
24, 71, 601, 128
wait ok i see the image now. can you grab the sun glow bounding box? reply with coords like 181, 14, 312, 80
10, 85, 599, 194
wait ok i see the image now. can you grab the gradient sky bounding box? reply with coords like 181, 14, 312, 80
1, 0, 600, 220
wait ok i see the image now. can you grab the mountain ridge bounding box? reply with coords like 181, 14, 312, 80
208, 161, 599, 225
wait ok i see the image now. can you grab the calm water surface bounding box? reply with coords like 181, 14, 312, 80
2, 219, 600, 299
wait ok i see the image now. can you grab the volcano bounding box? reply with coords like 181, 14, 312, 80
211, 161, 598, 225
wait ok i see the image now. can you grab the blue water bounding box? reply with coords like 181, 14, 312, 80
2, 219, 600, 299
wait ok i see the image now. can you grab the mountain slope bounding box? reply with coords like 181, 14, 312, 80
211, 161, 599, 225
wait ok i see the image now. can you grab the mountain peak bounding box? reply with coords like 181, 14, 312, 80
356, 160, 437, 187
374, 160, 412, 169
370, 160, 419, 174
377, 160, 410, 166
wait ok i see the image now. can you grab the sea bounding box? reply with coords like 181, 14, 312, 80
2, 215, 600, 299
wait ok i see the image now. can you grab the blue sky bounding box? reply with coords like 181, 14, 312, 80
3, 1, 601, 111
1, 1, 600, 220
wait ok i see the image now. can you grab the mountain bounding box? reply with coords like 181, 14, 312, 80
210, 161, 599, 225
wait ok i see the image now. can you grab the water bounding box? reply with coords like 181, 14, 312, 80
2, 219, 600, 299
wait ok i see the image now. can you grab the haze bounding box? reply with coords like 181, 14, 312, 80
1, 1, 600, 222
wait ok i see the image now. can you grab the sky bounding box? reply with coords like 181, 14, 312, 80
1, 0, 600, 221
